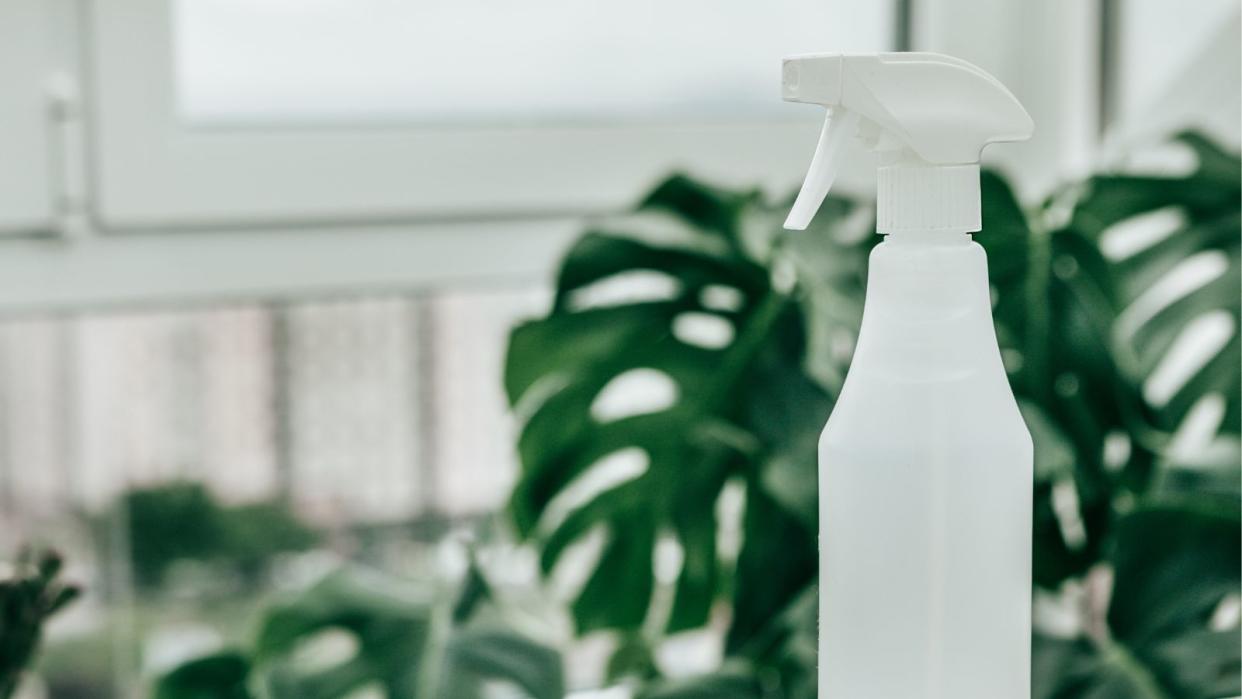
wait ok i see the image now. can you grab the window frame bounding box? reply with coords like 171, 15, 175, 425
88, 0, 835, 230
0, 0, 55, 235
0, 0, 1115, 315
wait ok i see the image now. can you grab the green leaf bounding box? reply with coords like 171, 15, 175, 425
1035, 502, 1242, 698
451, 556, 493, 624
440, 628, 565, 699
726, 487, 815, 655
156, 563, 566, 699
637, 668, 763, 699
1076, 133, 1242, 436
1148, 436, 1241, 508
502, 136, 1240, 698
154, 652, 252, 699
981, 169, 1129, 589
573, 518, 657, 632
1033, 634, 1167, 699
1013, 132, 1241, 597
606, 634, 658, 683
0, 548, 79, 699
1108, 504, 1240, 654
253, 569, 434, 699
505, 175, 853, 636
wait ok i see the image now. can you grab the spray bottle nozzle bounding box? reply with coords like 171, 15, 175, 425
782, 53, 1033, 233
785, 109, 859, 230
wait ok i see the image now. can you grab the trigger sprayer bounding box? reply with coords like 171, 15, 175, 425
783, 52, 1033, 231
787, 53, 1036, 697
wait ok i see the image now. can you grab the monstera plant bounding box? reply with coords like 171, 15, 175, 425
503, 132, 1241, 698
155, 133, 1237, 699
156, 563, 563, 699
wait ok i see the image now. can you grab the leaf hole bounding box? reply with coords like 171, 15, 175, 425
341, 683, 385, 699
590, 369, 679, 423
1099, 206, 1186, 260
653, 531, 684, 586
1051, 478, 1087, 551
1102, 431, 1131, 473
1116, 250, 1229, 340
714, 479, 746, 566
549, 525, 608, 602
566, 270, 680, 311
1167, 393, 1229, 460
287, 628, 359, 671
1210, 594, 1242, 631
1032, 586, 1084, 638
655, 629, 723, 680
541, 448, 650, 538
512, 374, 571, 427
478, 680, 528, 699
699, 284, 745, 313
672, 312, 734, 350
1143, 310, 1235, 407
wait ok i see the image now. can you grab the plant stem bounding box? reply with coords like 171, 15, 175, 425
1096, 637, 1170, 699
1023, 221, 1053, 404
699, 289, 791, 411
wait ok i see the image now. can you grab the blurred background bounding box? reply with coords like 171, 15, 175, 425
0, 1, 1238, 698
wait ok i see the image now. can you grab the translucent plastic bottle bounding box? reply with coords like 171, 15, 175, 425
818, 230, 1033, 697
780, 53, 1035, 697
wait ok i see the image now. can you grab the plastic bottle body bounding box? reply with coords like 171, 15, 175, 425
818, 233, 1032, 698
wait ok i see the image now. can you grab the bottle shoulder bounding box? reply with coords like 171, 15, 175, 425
820, 370, 1031, 452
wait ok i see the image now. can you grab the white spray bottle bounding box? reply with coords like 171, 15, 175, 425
782, 53, 1035, 697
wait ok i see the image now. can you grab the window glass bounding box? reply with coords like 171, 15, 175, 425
2, 289, 547, 692
173, 0, 895, 125
0, 291, 544, 525
1115, 0, 1238, 121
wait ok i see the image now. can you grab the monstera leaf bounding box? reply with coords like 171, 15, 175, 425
981, 134, 1242, 591
155, 653, 251, 699
440, 628, 565, 699
253, 570, 433, 698
504, 175, 868, 645
506, 135, 1238, 696
977, 170, 1131, 589
156, 566, 564, 699
1076, 133, 1241, 436
630, 585, 818, 699
1042, 443, 1242, 699
991, 133, 1242, 697
1033, 499, 1241, 699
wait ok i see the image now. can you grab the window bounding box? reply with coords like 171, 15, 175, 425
1108, 0, 1240, 144
0, 290, 546, 525
90, 0, 896, 228
174, 0, 893, 125
19, 1, 1227, 696
0, 0, 54, 234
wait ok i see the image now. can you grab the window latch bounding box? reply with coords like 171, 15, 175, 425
46, 72, 90, 240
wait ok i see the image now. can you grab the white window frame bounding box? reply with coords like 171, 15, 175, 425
913, 0, 1102, 198
0, 0, 55, 235
88, 0, 826, 230
0, 0, 1111, 314
0, 217, 582, 314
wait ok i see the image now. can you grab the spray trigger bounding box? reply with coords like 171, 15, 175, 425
784, 108, 859, 230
